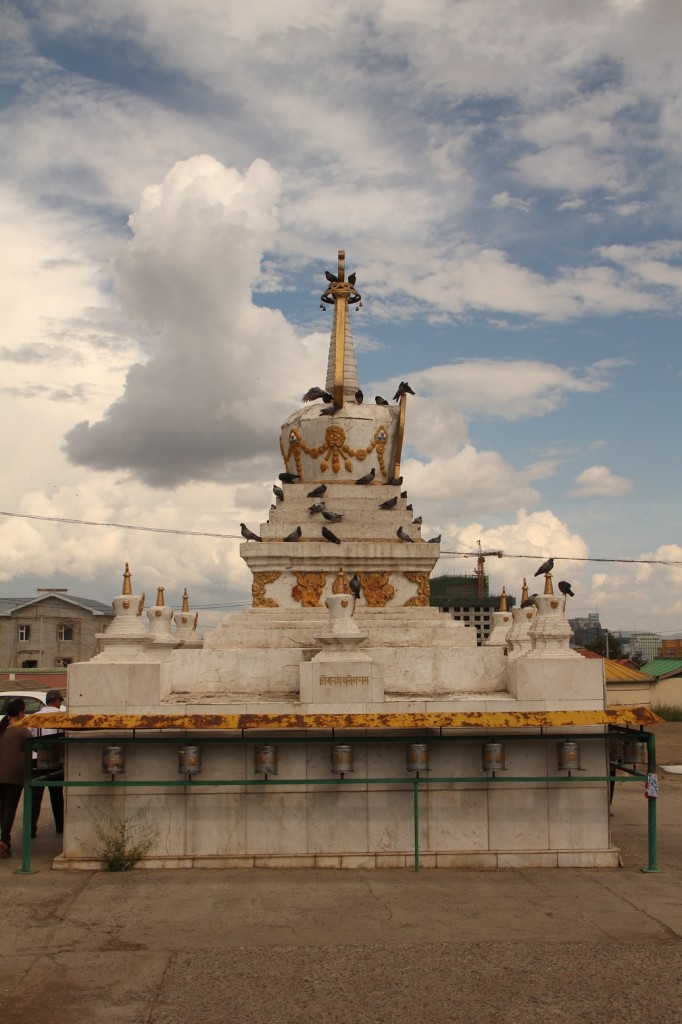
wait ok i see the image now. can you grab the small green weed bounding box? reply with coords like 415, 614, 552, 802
86, 809, 157, 871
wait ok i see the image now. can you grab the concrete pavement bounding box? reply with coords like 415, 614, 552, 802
2, 732, 681, 1024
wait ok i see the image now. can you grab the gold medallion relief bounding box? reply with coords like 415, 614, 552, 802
358, 572, 394, 607
292, 572, 327, 607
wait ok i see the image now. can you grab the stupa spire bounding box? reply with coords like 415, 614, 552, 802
321, 249, 362, 407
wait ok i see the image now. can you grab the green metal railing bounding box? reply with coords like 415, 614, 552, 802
18, 726, 659, 875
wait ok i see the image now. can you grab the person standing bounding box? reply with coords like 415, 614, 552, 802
31, 689, 66, 837
0, 698, 32, 857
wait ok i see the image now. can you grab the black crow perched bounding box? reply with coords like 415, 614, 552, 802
386, 476, 403, 486
349, 574, 361, 598
397, 527, 413, 542
393, 381, 416, 402
283, 527, 302, 542
325, 270, 340, 283
558, 580, 575, 597
428, 535, 441, 544
520, 595, 538, 608
356, 467, 376, 485
321, 509, 344, 523
378, 496, 398, 510
240, 523, 262, 542
319, 404, 341, 416
302, 387, 333, 403
279, 472, 299, 483
273, 485, 284, 502
375, 396, 389, 405
307, 484, 327, 498
348, 272, 357, 286
534, 557, 554, 577
308, 502, 326, 514
412, 516, 422, 525
400, 490, 408, 499
406, 503, 413, 512
355, 389, 364, 404
321, 526, 341, 544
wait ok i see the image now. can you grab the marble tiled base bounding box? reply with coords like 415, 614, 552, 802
52, 848, 620, 870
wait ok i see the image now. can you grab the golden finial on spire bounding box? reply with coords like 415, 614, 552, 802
156, 586, 165, 607
543, 572, 553, 596
122, 563, 132, 596
182, 588, 189, 612
320, 249, 362, 409
499, 586, 508, 612
521, 577, 528, 604
332, 566, 351, 595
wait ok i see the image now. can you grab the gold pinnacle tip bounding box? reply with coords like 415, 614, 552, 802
122, 564, 132, 595
156, 586, 165, 607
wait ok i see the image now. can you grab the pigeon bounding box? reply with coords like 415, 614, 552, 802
348, 272, 357, 286
355, 389, 364, 404
521, 595, 538, 608
319, 404, 341, 417
534, 557, 554, 577
302, 387, 333, 403
279, 472, 299, 483
325, 270, 340, 284
375, 396, 389, 405
393, 381, 416, 402
321, 509, 344, 523
397, 527, 413, 542
283, 526, 302, 542
412, 516, 422, 525
349, 574, 361, 598
307, 484, 327, 498
386, 476, 403, 486
240, 523, 262, 542
558, 580, 575, 597
321, 526, 341, 544
406, 503, 413, 512
428, 535, 441, 544
273, 485, 284, 502
308, 502, 326, 514
378, 496, 398, 510
400, 490, 408, 499
356, 467, 376, 485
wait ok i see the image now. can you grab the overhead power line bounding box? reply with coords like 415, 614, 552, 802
1, 510, 681, 566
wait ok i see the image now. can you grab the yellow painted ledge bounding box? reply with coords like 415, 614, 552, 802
26, 707, 661, 731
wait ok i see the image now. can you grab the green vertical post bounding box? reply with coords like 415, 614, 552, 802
16, 740, 36, 874
641, 730, 661, 873
413, 777, 420, 873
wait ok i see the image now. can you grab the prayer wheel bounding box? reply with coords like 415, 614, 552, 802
406, 743, 429, 773
330, 744, 353, 775
178, 746, 202, 775
254, 745, 278, 775
557, 741, 581, 771
482, 742, 506, 772
101, 746, 125, 775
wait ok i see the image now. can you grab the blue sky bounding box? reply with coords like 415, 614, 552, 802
1, 0, 680, 635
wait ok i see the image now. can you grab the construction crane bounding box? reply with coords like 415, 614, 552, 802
472, 539, 504, 598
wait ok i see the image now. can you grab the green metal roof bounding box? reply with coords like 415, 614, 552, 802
641, 658, 682, 679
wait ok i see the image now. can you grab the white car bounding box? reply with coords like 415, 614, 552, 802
0, 691, 51, 715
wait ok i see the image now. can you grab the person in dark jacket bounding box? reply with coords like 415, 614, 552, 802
0, 698, 32, 857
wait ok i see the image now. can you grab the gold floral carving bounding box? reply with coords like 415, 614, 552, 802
252, 571, 281, 608
359, 572, 394, 607
403, 572, 430, 607
292, 572, 327, 607
282, 425, 388, 477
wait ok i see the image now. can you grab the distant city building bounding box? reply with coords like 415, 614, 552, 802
616, 631, 662, 662
0, 589, 114, 670
568, 613, 603, 648
430, 573, 515, 645
660, 638, 682, 658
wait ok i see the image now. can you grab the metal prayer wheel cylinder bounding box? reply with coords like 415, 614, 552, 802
557, 741, 581, 771
36, 748, 61, 771
622, 740, 647, 765
482, 742, 506, 772
608, 736, 624, 763
331, 744, 354, 775
178, 746, 202, 775
254, 744, 278, 775
101, 745, 125, 775
406, 743, 429, 773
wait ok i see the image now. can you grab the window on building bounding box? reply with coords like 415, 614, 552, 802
21, 659, 38, 668
56, 657, 72, 667
18, 624, 31, 641
57, 623, 74, 642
